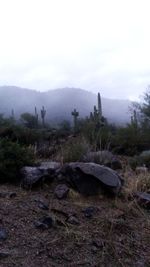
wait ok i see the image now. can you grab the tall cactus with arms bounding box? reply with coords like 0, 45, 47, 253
41, 106, 46, 128
71, 108, 79, 133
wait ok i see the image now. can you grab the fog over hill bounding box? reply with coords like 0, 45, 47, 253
0, 86, 131, 125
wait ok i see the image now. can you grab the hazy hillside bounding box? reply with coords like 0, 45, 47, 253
0, 86, 131, 125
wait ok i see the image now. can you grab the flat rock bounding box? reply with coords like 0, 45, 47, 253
61, 162, 123, 195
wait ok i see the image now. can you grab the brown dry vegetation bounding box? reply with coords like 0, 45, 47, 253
0, 172, 150, 267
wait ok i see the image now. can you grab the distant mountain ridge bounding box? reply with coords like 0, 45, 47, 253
0, 86, 131, 125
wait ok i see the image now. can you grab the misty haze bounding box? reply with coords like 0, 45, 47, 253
0, 85, 131, 125
0, 1, 150, 267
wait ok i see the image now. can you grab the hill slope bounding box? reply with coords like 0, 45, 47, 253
0, 86, 131, 124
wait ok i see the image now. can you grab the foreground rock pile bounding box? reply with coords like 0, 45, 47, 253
21, 161, 123, 196
0, 159, 150, 266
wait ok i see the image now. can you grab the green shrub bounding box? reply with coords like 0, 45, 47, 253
61, 137, 90, 163
78, 118, 112, 151
0, 138, 35, 183
129, 152, 150, 170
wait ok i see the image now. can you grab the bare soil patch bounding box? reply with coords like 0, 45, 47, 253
0, 183, 149, 267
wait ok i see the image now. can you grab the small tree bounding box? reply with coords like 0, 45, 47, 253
20, 113, 37, 128
0, 138, 35, 183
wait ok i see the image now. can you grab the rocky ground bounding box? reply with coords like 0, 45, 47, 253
0, 182, 150, 267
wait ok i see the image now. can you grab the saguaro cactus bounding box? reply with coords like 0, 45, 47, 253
93, 105, 98, 121
11, 109, 15, 120
41, 106, 46, 127
131, 109, 138, 128
98, 92, 102, 122
71, 108, 79, 132
90, 111, 94, 120
91, 92, 104, 128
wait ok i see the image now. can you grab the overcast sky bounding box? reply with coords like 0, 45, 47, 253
0, 0, 150, 100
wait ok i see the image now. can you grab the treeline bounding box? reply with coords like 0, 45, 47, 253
0, 89, 150, 156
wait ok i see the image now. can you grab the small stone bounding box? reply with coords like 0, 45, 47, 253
38, 201, 49, 211
0, 250, 10, 258
0, 228, 8, 241
67, 216, 80, 225
9, 192, 17, 198
134, 192, 150, 209
41, 216, 53, 226
34, 221, 48, 230
54, 184, 69, 199
82, 206, 98, 218
91, 246, 98, 253
92, 239, 105, 248
34, 198, 49, 210
34, 216, 54, 229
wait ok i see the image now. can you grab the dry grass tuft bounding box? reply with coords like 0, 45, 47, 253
123, 171, 150, 198
55, 136, 90, 163
68, 188, 81, 200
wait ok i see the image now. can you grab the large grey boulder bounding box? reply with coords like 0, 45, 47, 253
21, 161, 61, 188
61, 162, 123, 195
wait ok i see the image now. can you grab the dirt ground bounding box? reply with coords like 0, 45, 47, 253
0, 183, 150, 267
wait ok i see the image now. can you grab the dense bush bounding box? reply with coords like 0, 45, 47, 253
78, 118, 113, 151
0, 138, 35, 183
129, 151, 150, 170
111, 124, 144, 156
60, 137, 90, 163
